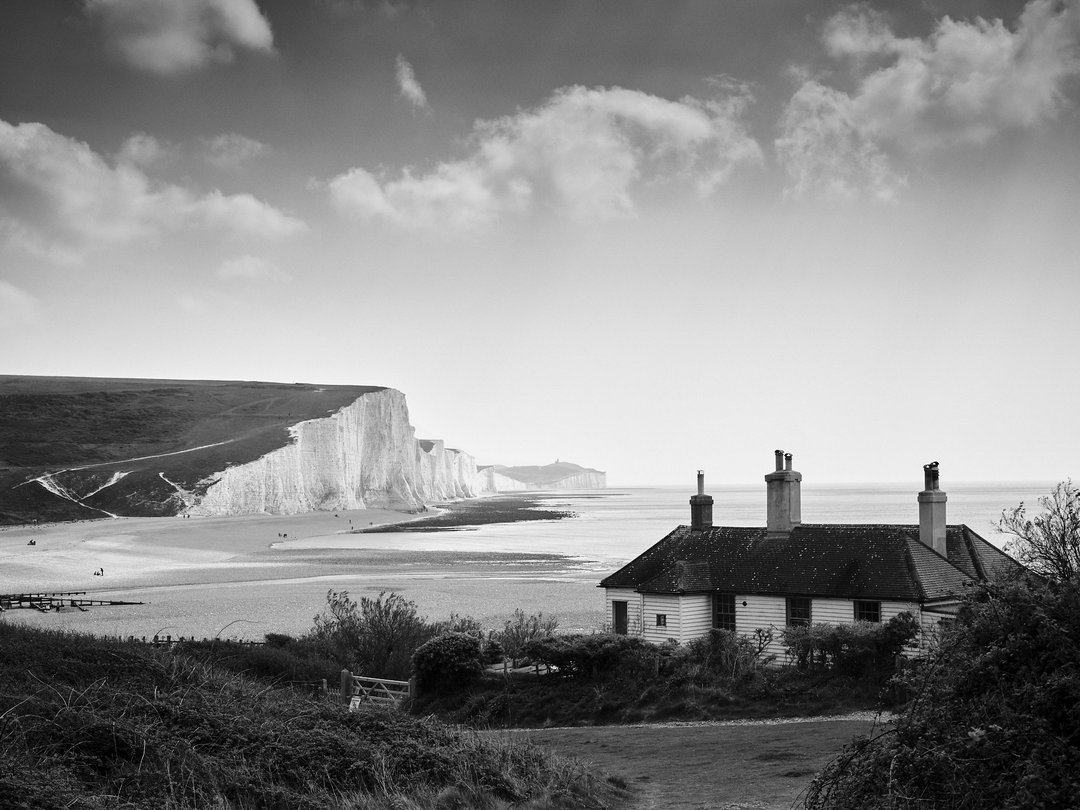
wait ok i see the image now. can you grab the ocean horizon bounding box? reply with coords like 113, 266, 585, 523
3, 480, 1055, 641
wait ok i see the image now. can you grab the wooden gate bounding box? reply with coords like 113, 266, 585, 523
339, 669, 414, 710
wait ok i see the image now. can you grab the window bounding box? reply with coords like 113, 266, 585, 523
786, 596, 811, 627
655, 614, 667, 627
613, 601, 628, 635
713, 593, 736, 632
854, 600, 881, 623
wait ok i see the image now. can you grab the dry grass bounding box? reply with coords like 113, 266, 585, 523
0, 623, 627, 810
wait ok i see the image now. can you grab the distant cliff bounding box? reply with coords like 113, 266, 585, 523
0, 378, 485, 523
0, 376, 608, 524
191, 390, 485, 516
479, 461, 606, 492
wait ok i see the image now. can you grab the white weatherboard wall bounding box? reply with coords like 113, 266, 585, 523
192, 388, 487, 516
643, 593, 683, 644
737, 595, 788, 657
810, 598, 920, 628
605, 588, 642, 636
679, 593, 713, 642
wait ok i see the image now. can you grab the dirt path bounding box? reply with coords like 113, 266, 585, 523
491, 715, 885, 809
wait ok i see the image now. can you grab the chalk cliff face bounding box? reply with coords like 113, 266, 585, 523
192, 389, 485, 516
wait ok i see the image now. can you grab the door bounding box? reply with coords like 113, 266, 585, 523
613, 600, 628, 635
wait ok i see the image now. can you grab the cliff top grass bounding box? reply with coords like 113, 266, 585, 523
0, 621, 625, 810
0, 376, 388, 524
0, 375, 386, 469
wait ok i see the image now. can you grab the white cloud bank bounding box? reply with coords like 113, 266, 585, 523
204, 133, 269, 168
0, 119, 306, 262
85, 0, 274, 75
328, 84, 762, 231
778, 0, 1080, 199
395, 55, 429, 111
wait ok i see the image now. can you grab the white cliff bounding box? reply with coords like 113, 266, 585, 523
191, 388, 484, 516
479, 462, 606, 492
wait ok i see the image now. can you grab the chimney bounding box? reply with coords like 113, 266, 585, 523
765, 450, 802, 537
690, 470, 713, 531
918, 461, 948, 557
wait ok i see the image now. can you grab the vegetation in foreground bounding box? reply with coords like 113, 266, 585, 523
804, 576, 1080, 809
0, 623, 626, 810
805, 484, 1080, 809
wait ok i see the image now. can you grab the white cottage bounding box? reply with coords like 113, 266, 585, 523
600, 452, 1022, 653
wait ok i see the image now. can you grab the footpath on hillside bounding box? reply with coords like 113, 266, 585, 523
488, 714, 886, 810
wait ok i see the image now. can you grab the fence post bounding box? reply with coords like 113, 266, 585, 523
408, 676, 417, 699
340, 669, 352, 707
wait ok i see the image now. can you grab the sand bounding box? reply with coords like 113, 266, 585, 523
0, 508, 429, 592
0, 508, 606, 640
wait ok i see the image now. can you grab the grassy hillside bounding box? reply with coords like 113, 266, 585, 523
0, 376, 385, 524
0, 623, 623, 810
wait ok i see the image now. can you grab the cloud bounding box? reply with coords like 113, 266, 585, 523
218, 254, 290, 282
395, 55, 430, 111
85, 0, 274, 75
0, 281, 39, 327
204, 133, 268, 168
777, 81, 906, 202
778, 0, 1080, 198
115, 131, 178, 168
327, 84, 762, 231
0, 119, 306, 261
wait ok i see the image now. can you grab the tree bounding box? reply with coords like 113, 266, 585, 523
310, 590, 432, 679
411, 632, 484, 694
997, 480, 1080, 582
804, 578, 1080, 809
498, 609, 558, 668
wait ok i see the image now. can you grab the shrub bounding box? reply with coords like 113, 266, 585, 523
309, 590, 433, 679
499, 609, 558, 667
412, 632, 484, 695
686, 628, 768, 680
782, 612, 918, 677
804, 579, 1080, 809
524, 633, 655, 683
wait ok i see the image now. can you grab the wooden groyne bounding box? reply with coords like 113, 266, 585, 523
0, 592, 145, 612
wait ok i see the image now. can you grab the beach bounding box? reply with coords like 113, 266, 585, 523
0, 482, 1047, 643
0, 498, 607, 641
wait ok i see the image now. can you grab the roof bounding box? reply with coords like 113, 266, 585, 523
599, 523, 1023, 603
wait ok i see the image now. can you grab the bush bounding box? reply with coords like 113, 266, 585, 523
686, 628, 770, 680
524, 633, 655, 683
309, 590, 433, 679
782, 612, 918, 677
176, 635, 339, 686
412, 632, 484, 695
499, 609, 558, 667
804, 579, 1080, 809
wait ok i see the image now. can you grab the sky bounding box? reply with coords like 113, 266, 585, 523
1, 0, 1078, 487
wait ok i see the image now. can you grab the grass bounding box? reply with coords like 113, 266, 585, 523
0, 622, 627, 810
0, 377, 385, 524
414, 669, 889, 729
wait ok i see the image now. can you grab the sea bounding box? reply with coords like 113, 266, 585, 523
2, 482, 1052, 642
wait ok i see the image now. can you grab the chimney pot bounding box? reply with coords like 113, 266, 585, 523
918, 462, 947, 556
765, 449, 802, 536
690, 470, 713, 531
